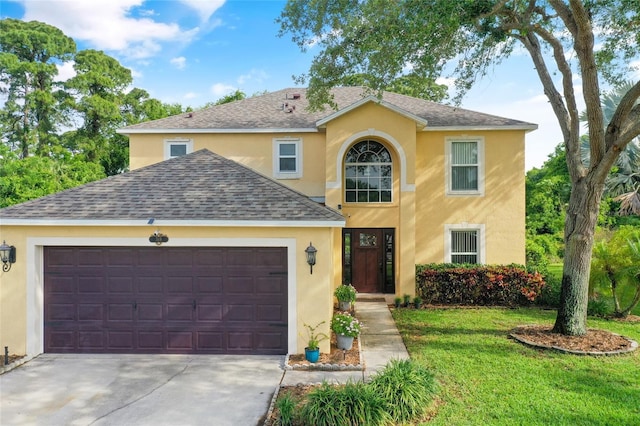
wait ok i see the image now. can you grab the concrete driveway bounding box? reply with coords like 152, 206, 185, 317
0, 354, 284, 426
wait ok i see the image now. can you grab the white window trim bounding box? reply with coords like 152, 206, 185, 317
164, 138, 193, 160
273, 138, 302, 179
445, 137, 485, 196
444, 223, 486, 264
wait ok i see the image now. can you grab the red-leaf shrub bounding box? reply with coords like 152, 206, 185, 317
416, 264, 546, 307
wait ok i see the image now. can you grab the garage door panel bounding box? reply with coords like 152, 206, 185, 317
167, 277, 193, 293
77, 248, 104, 266
167, 303, 195, 321
197, 304, 223, 321
137, 277, 163, 294
78, 304, 103, 321
107, 248, 135, 266
108, 331, 134, 349
196, 277, 223, 293
108, 277, 134, 294
48, 276, 75, 294
48, 304, 76, 321
78, 277, 104, 293
197, 332, 223, 350
256, 277, 286, 294
256, 304, 286, 322
168, 331, 194, 350
138, 331, 164, 349
48, 330, 76, 350
45, 246, 288, 355
138, 303, 163, 321
108, 304, 135, 321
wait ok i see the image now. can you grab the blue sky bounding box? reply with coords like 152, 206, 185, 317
1, 0, 595, 169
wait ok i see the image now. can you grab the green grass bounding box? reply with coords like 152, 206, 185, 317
393, 308, 640, 425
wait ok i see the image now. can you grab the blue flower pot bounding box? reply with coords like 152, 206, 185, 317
305, 347, 320, 363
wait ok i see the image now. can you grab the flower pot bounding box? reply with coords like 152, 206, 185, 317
338, 300, 351, 311
336, 334, 354, 350
305, 347, 320, 363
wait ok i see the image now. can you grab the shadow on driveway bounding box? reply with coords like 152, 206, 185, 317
0, 354, 284, 426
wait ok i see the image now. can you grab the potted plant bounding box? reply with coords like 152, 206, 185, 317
331, 312, 362, 350
334, 284, 357, 311
303, 321, 328, 363
394, 297, 402, 308
403, 294, 411, 307
413, 296, 423, 309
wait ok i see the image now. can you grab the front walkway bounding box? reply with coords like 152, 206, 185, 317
280, 294, 409, 385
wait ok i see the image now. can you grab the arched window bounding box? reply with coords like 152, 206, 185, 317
345, 140, 392, 203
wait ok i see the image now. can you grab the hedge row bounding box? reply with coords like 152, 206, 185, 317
416, 264, 546, 307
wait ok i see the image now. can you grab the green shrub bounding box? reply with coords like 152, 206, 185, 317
587, 296, 611, 317
275, 391, 296, 426
299, 381, 390, 426
535, 272, 561, 308
416, 264, 546, 306
369, 359, 436, 423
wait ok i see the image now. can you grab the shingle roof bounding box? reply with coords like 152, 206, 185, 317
0, 149, 345, 223
118, 87, 536, 132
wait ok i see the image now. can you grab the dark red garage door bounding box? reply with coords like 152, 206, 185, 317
44, 246, 288, 355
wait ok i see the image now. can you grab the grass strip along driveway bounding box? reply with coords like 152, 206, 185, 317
392, 308, 639, 425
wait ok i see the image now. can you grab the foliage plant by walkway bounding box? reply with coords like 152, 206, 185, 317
392, 308, 640, 425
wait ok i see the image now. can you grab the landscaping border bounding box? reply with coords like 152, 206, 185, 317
284, 336, 364, 371
509, 331, 638, 356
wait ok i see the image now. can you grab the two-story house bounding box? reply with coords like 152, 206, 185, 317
0, 87, 536, 357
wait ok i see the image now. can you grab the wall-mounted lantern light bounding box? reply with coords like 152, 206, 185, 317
0, 241, 16, 272
305, 242, 317, 274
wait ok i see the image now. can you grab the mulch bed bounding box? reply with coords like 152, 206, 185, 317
510, 325, 638, 354
0, 354, 25, 367
287, 334, 361, 367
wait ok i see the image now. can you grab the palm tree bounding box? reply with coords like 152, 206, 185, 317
580, 81, 640, 215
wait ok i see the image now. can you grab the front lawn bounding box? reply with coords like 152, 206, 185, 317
393, 308, 640, 425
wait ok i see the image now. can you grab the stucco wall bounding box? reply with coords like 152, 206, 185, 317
0, 224, 337, 356
128, 132, 327, 198
415, 130, 526, 265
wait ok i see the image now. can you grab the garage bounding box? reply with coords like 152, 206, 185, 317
44, 246, 288, 355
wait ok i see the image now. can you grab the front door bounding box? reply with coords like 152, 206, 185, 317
343, 228, 395, 293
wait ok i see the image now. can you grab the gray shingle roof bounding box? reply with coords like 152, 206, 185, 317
0, 149, 345, 223
118, 87, 536, 132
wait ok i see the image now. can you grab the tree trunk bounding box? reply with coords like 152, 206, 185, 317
552, 176, 604, 335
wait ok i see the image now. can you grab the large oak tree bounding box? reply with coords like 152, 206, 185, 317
279, 0, 640, 335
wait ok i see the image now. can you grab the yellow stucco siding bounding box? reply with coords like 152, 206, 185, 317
0, 224, 336, 355
415, 130, 526, 265
128, 132, 327, 197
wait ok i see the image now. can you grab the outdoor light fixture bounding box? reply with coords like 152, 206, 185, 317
0, 241, 16, 272
305, 242, 317, 274
149, 231, 169, 246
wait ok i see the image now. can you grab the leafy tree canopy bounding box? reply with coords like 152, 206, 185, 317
280, 0, 640, 335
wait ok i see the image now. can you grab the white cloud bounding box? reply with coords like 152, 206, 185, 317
237, 69, 269, 85
183, 92, 199, 100
20, 0, 199, 59
171, 56, 187, 70
55, 61, 76, 82
435, 76, 455, 88
210, 83, 236, 97
180, 0, 225, 23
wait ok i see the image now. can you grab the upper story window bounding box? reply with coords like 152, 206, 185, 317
345, 140, 392, 203
273, 138, 302, 179
165, 139, 193, 160
446, 138, 484, 196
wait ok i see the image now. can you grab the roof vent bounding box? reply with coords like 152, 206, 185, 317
186, 112, 193, 118
292, 93, 301, 100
